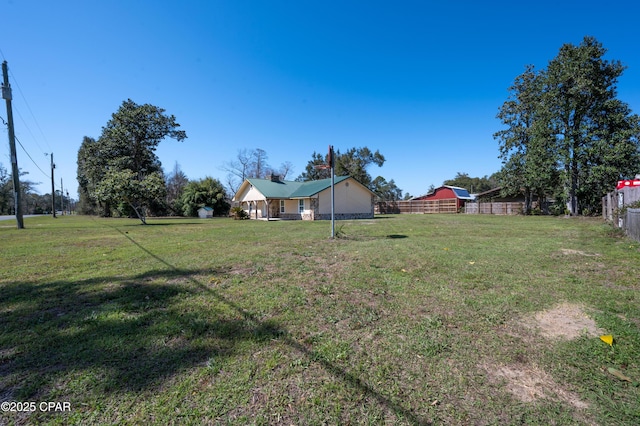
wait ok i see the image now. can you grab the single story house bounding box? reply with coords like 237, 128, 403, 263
412, 185, 474, 212
197, 206, 214, 218
233, 174, 376, 220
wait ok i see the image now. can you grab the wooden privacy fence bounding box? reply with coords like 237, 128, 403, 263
375, 200, 525, 215
464, 202, 524, 215
376, 199, 458, 214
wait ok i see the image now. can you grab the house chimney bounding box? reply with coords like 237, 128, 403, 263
269, 174, 281, 182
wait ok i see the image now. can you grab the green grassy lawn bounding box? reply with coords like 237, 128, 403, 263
1, 214, 639, 425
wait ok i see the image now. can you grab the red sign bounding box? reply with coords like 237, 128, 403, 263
616, 180, 640, 190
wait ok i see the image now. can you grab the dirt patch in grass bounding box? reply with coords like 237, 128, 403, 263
483, 303, 602, 412
559, 248, 601, 257
525, 302, 605, 340
483, 363, 589, 409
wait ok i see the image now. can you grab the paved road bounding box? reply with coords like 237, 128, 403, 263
0, 215, 44, 221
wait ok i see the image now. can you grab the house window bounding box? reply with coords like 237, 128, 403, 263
280, 200, 285, 213
298, 199, 304, 213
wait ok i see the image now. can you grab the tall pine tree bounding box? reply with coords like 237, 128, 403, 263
496, 37, 640, 215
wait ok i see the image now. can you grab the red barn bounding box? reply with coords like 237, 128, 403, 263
413, 185, 474, 213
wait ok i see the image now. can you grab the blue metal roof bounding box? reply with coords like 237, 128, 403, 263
449, 186, 474, 199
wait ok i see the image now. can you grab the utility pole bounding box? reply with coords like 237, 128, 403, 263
50, 153, 56, 218
329, 145, 335, 239
2, 61, 24, 229
60, 178, 64, 215
313, 145, 336, 238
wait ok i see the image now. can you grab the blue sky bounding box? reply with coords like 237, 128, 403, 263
2, 1, 639, 198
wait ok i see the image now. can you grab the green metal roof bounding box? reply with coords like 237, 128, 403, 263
246, 178, 302, 198
246, 176, 350, 199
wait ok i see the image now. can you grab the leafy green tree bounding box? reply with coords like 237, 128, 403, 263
33, 193, 53, 214
0, 168, 38, 216
335, 147, 385, 188
76, 99, 187, 223
442, 172, 498, 194
100, 99, 186, 176
93, 169, 166, 224
180, 177, 230, 217
371, 176, 403, 200
543, 36, 639, 215
77, 136, 106, 215
496, 65, 541, 211
0, 163, 11, 214
495, 37, 640, 215
494, 65, 561, 213
296, 152, 329, 181
577, 102, 640, 213
297, 146, 385, 189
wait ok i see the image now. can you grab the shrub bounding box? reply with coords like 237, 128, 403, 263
231, 206, 249, 220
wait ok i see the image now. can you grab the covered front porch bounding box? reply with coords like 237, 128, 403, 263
236, 197, 316, 220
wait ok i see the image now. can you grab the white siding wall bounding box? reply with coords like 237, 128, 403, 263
317, 179, 372, 214
235, 184, 267, 218
237, 184, 266, 202
281, 199, 298, 214
234, 178, 373, 220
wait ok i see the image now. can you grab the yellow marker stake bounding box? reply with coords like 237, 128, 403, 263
600, 335, 613, 347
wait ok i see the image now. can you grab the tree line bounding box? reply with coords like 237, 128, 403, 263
0, 164, 74, 215
76, 99, 231, 224
75, 36, 639, 221
295, 147, 408, 200
218, 146, 410, 202
75, 100, 410, 224
495, 36, 640, 215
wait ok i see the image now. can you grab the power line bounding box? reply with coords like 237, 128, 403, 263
4, 60, 53, 153
0, 50, 54, 182
1, 114, 51, 180
0, 55, 60, 193
0, 56, 65, 197
13, 106, 50, 155
15, 134, 50, 179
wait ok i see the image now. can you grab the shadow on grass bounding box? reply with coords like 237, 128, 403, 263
120, 221, 206, 227
111, 226, 430, 425
0, 223, 429, 425
0, 270, 283, 398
